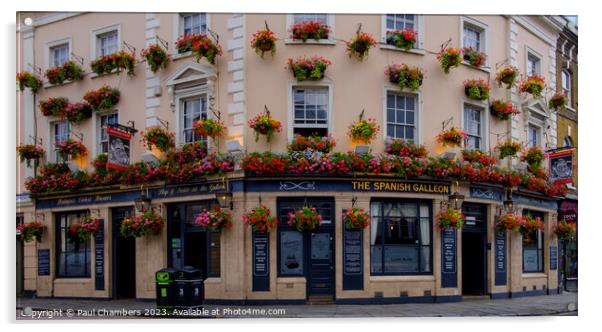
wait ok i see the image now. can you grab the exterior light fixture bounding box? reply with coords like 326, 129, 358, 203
503, 188, 514, 212
135, 185, 152, 212
447, 181, 464, 210
215, 190, 233, 209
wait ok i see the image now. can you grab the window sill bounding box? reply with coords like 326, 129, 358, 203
43, 79, 77, 89
370, 275, 435, 282
284, 38, 336, 46
276, 277, 306, 283
521, 273, 547, 278
461, 61, 491, 73
54, 277, 92, 283
204, 277, 222, 284
379, 44, 426, 56
90, 70, 122, 79
172, 51, 193, 60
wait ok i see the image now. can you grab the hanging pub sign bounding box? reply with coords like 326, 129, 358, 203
106, 124, 137, 171
548, 149, 574, 185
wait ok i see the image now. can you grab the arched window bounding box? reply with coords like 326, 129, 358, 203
563, 136, 574, 148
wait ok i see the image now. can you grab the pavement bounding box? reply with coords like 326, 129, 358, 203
15, 291, 578, 319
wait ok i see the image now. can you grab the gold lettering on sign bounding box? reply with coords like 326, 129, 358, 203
352, 181, 371, 190
352, 180, 449, 193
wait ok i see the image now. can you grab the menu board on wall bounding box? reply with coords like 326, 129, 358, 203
494, 229, 507, 285
343, 228, 363, 290
94, 219, 105, 291
441, 228, 457, 288
37, 249, 50, 276
252, 232, 270, 292
550, 246, 558, 271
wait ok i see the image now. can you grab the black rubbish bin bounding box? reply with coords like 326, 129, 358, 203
174, 266, 204, 309
155, 267, 177, 310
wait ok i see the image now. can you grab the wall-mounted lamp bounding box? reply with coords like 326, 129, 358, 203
447, 180, 465, 210
135, 185, 152, 213
215, 191, 233, 209
503, 187, 514, 213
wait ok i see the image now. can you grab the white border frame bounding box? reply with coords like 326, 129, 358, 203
47, 120, 71, 163
460, 16, 490, 68
380, 14, 425, 54
287, 81, 334, 141
382, 86, 422, 145
44, 37, 72, 70
525, 45, 544, 76
285, 14, 336, 45
90, 24, 121, 60
175, 92, 211, 147
172, 13, 212, 59
460, 98, 489, 151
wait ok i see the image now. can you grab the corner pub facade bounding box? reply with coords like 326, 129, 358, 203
16, 13, 568, 304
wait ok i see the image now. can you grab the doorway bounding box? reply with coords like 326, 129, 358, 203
112, 207, 136, 299
461, 203, 487, 296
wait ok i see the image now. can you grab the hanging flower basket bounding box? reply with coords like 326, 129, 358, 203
348, 118, 380, 144
194, 118, 226, 139
385, 139, 428, 158
68, 216, 100, 243
521, 146, 545, 168
16, 221, 44, 242
437, 127, 467, 148
140, 126, 175, 152
385, 64, 425, 91
56, 138, 87, 160
39, 97, 69, 117
251, 29, 278, 57
346, 32, 377, 61
462, 149, 497, 167
288, 55, 331, 81
548, 91, 568, 110
437, 47, 462, 74
437, 208, 465, 230
141, 44, 170, 74
464, 79, 490, 100
120, 210, 165, 237
495, 140, 522, 159
243, 205, 277, 233
45, 61, 84, 85
194, 207, 232, 232
503, 169, 522, 187
175, 33, 222, 64
288, 206, 322, 232
554, 219, 576, 241
519, 74, 546, 98
490, 99, 520, 121
64, 102, 93, 124
249, 112, 282, 142
385, 28, 417, 50
462, 47, 487, 67
289, 21, 330, 42
496, 212, 522, 233
16, 71, 43, 94
83, 85, 121, 111
343, 207, 370, 230
287, 134, 336, 153
90, 51, 136, 76
496, 67, 519, 89
519, 215, 544, 240
17, 144, 45, 167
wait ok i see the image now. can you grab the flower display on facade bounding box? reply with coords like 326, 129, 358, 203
462, 149, 497, 167
521, 146, 545, 168
17, 144, 45, 167
140, 126, 176, 152
385, 64, 425, 91
39, 97, 69, 117
288, 206, 322, 232
288, 55, 331, 81
194, 118, 226, 139
346, 32, 377, 60
348, 118, 380, 144
68, 216, 100, 243
437, 127, 468, 147
243, 205, 277, 233
490, 99, 520, 121
289, 21, 330, 42
248, 112, 282, 142
385, 139, 428, 158
519, 215, 544, 239
287, 134, 336, 153
385, 28, 417, 50
16, 221, 44, 242
141, 44, 170, 73
45, 61, 84, 85
343, 207, 370, 230
437, 208, 465, 229
90, 51, 136, 76
56, 139, 87, 160
496, 66, 519, 89
437, 47, 462, 74
251, 29, 278, 57
64, 102, 93, 124
495, 140, 522, 159
549, 91, 568, 110
462, 47, 487, 67
554, 219, 576, 241
16, 71, 43, 94
175, 33, 222, 64
194, 207, 233, 232
83, 85, 121, 111
120, 210, 165, 237
496, 212, 522, 233
519, 74, 546, 98
463, 79, 490, 100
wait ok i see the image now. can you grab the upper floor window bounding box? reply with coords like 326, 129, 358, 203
53, 121, 70, 162
98, 113, 119, 155
293, 14, 328, 25
383, 14, 422, 49
97, 30, 118, 57
292, 87, 329, 137
464, 104, 483, 149
461, 17, 487, 55
181, 13, 207, 36
562, 69, 572, 107
527, 52, 541, 76
386, 92, 417, 141
182, 96, 208, 145
50, 43, 69, 68
527, 124, 541, 149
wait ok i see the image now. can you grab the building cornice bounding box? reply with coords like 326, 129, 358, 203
17, 12, 83, 31
510, 15, 557, 47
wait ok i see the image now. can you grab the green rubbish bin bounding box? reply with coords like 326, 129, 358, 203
156, 267, 177, 310
174, 266, 204, 309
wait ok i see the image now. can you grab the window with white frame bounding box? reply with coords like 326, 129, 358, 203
562, 69, 572, 107
98, 113, 119, 154
181, 13, 207, 36
97, 30, 118, 57
50, 43, 69, 68
464, 104, 483, 149
527, 124, 541, 148
53, 121, 70, 162
293, 87, 329, 137
386, 92, 417, 141
181, 96, 208, 145
527, 52, 541, 76
463, 24, 484, 51
293, 14, 328, 25
384, 14, 419, 48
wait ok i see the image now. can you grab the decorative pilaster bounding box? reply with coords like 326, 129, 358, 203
145, 13, 161, 128
226, 14, 246, 145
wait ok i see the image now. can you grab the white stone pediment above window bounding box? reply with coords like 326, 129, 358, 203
165, 62, 217, 87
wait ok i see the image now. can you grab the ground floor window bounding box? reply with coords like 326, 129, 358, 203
522, 210, 544, 273
370, 199, 432, 275
55, 210, 90, 277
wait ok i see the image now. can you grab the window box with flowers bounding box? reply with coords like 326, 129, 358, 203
462, 149, 497, 167
141, 126, 176, 153
348, 118, 380, 144
521, 146, 545, 168
346, 32, 377, 61
463, 79, 490, 101
495, 67, 519, 89
437, 48, 462, 74
194, 118, 225, 139
495, 140, 522, 159
175, 33, 222, 65
90, 51, 136, 77
288, 21, 331, 43
83, 85, 120, 112
45, 61, 84, 86
243, 205, 277, 233
437, 127, 468, 148
68, 216, 100, 244
385, 64, 425, 91
554, 219, 576, 241
120, 210, 165, 237
490, 99, 520, 121
288, 206, 322, 232
194, 207, 232, 232
496, 212, 521, 234
287, 134, 335, 153
437, 208, 465, 230
56, 139, 87, 160
548, 91, 568, 111
519, 74, 546, 98
385, 139, 427, 158
519, 215, 544, 242
385, 28, 417, 51
17, 144, 45, 167
249, 112, 282, 142
16, 221, 44, 242
288, 56, 331, 81
343, 207, 370, 230
140, 44, 170, 74
251, 28, 278, 58
16, 71, 43, 94
64, 102, 93, 124
39, 97, 69, 117
462, 46, 487, 68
